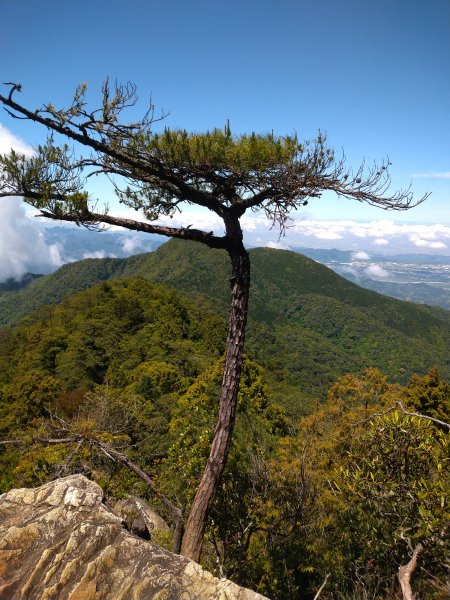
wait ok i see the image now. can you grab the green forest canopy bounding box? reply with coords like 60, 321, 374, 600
0, 271, 448, 599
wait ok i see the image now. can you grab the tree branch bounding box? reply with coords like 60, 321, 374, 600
89, 439, 182, 520
0, 89, 223, 213
36, 208, 228, 250
395, 401, 450, 430
0, 435, 182, 522
398, 543, 423, 600
0, 436, 82, 446
313, 573, 330, 600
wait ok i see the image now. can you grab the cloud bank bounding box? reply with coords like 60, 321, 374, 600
0, 125, 63, 281
352, 251, 370, 260
0, 125, 59, 279
288, 219, 448, 248
109, 209, 450, 255
1, 206, 449, 283
365, 264, 389, 278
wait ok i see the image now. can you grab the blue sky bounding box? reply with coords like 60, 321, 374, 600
0, 0, 449, 270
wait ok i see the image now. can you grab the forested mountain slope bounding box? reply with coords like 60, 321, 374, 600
1, 239, 448, 411
0, 251, 448, 599
132, 241, 450, 409
0, 254, 150, 326
0, 278, 226, 455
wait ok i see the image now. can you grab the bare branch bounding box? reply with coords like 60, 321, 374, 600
37, 208, 228, 249
313, 573, 330, 600
0, 434, 182, 523
3, 81, 22, 101
56, 439, 84, 478
92, 440, 182, 520
398, 543, 423, 600
395, 401, 450, 430
0, 436, 82, 446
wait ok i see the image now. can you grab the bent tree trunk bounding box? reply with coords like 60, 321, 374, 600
180, 247, 251, 561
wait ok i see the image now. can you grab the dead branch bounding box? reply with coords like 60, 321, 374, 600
0, 436, 81, 446
88, 438, 182, 522
56, 439, 84, 477
420, 566, 450, 595
313, 573, 330, 600
396, 401, 450, 430
398, 543, 423, 600
0, 435, 182, 524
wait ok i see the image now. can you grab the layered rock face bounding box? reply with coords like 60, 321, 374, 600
0, 475, 268, 600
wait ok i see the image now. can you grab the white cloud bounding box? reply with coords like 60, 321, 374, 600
365, 265, 389, 278
0, 123, 34, 156
315, 230, 343, 240
0, 197, 63, 280
349, 227, 367, 238
412, 239, 447, 249
241, 214, 263, 232
283, 219, 450, 254
265, 241, 288, 250
412, 172, 450, 179
408, 228, 449, 249
82, 250, 110, 259
352, 251, 370, 260
122, 237, 141, 254
109, 208, 225, 236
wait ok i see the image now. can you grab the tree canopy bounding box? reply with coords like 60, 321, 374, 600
0, 81, 427, 244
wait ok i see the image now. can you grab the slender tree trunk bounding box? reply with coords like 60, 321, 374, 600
180, 245, 251, 561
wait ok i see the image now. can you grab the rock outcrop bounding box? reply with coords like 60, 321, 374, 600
113, 495, 170, 541
0, 474, 268, 600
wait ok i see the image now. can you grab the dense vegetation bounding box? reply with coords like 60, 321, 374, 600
0, 254, 149, 325
1, 240, 448, 414
0, 244, 449, 598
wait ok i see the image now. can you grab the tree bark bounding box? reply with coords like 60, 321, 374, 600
180, 246, 251, 561
172, 518, 185, 555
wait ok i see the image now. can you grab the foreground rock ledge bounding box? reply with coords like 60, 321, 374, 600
0, 474, 268, 600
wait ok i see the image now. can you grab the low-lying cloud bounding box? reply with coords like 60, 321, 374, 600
0, 198, 63, 280
288, 219, 449, 253
352, 251, 370, 260
365, 264, 389, 278
1, 182, 449, 284
0, 125, 63, 281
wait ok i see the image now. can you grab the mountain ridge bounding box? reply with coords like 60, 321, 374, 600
0, 239, 448, 412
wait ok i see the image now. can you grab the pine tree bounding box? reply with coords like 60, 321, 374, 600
0, 80, 427, 561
